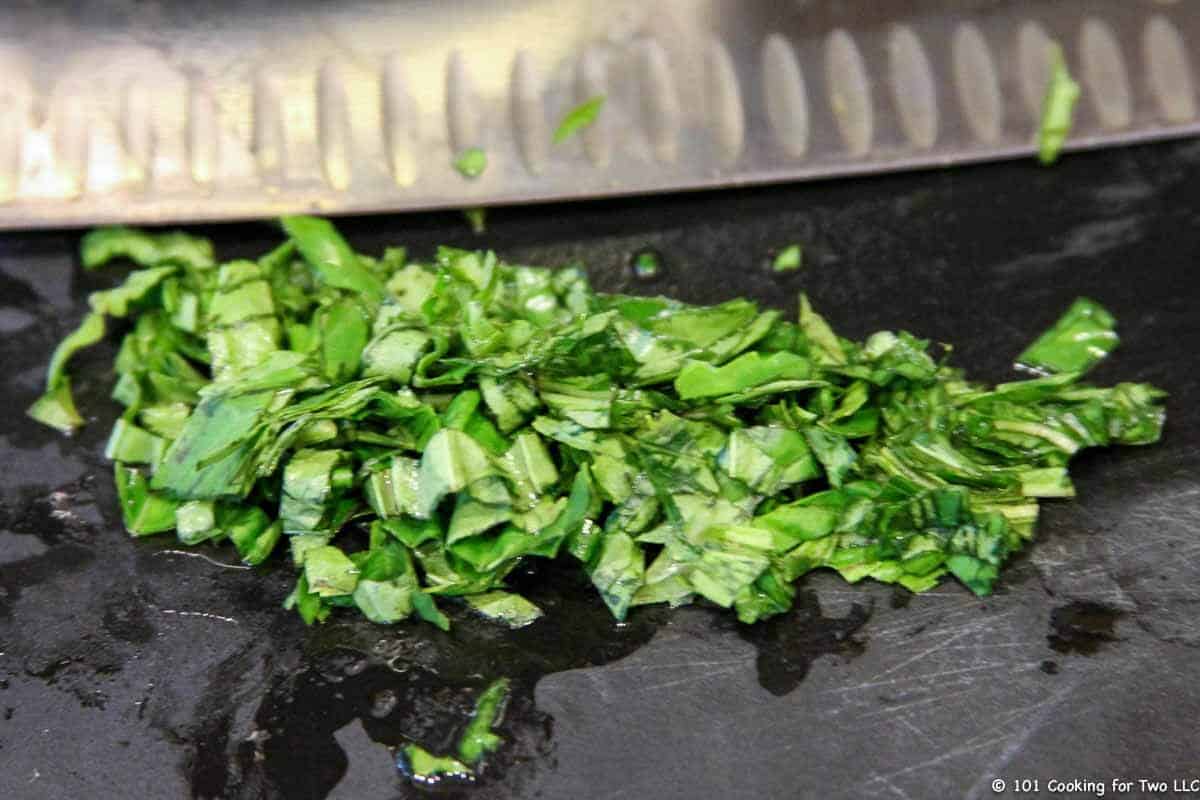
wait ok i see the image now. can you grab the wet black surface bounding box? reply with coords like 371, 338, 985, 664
3, 140, 1200, 799
735, 590, 872, 697
185, 565, 671, 800
1047, 601, 1124, 656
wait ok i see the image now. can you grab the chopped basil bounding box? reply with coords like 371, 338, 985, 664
1038, 44, 1081, 165
30, 218, 1165, 634
772, 244, 803, 272
554, 95, 605, 143
631, 248, 662, 280
1017, 297, 1118, 375
453, 147, 488, 179
464, 591, 543, 627
397, 677, 511, 784
457, 678, 510, 763
399, 745, 471, 786
463, 207, 487, 234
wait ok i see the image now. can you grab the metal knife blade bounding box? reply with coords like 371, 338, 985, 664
0, 0, 1195, 228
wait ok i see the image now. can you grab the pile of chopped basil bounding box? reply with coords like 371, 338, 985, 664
28, 218, 1165, 628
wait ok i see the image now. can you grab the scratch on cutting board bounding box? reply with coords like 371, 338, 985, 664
635, 665, 746, 693
877, 775, 916, 800
823, 662, 1024, 696
961, 679, 1087, 800
865, 627, 979, 681
863, 665, 1136, 800
895, 715, 936, 746
606, 658, 753, 673
849, 687, 979, 721
860, 733, 1018, 792
155, 549, 251, 570
160, 609, 239, 625
854, 670, 1117, 799
868, 600, 978, 635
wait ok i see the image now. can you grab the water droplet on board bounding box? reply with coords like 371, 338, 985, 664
211, 565, 671, 797
1047, 601, 1123, 655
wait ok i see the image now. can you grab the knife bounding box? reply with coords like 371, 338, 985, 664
0, 0, 1195, 228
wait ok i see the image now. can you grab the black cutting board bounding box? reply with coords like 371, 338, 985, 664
2, 140, 1198, 800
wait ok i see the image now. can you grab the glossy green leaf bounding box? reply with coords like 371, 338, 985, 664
1017, 297, 1118, 375
27, 379, 86, 434
318, 299, 370, 382
400, 745, 471, 785
464, 591, 543, 628
799, 293, 846, 365
152, 389, 279, 501
303, 545, 359, 597
281, 216, 385, 302
175, 500, 219, 545
588, 532, 644, 621
283, 573, 331, 625
458, 678, 510, 763
81, 227, 215, 271
411, 590, 451, 630
114, 464, 179, 536
44, 312, 106, 391
675, 351, 812, 400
